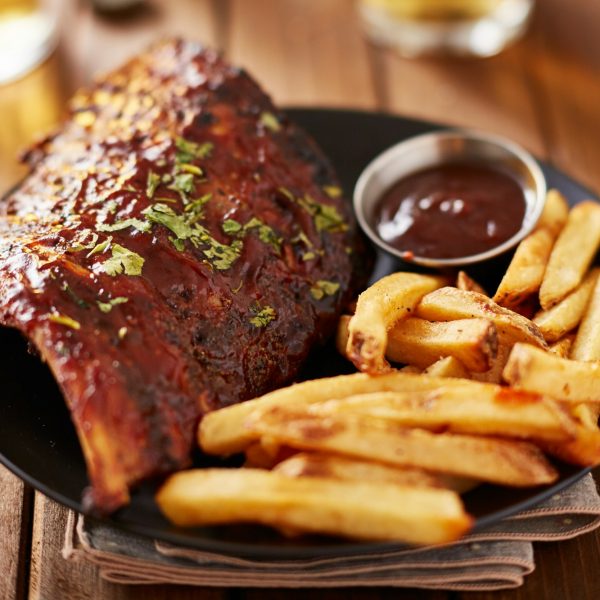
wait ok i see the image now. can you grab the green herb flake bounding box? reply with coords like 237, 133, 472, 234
169, 173, 196, 200
146, 171, 161, 198
323, 185, 342, 198
201, 236, 242, 270
175, 137, 213, 162
118, 326, 128, 340
143, 203, 196, 240
249, 305, 276, 328
48, 312, 81, 330
301, 251, 316, 261
62, 283, 89, 308
97, 296, 129, 313
86, 236, 112, 258
69, 229, 98, 253
222, 219, 243, 235
171, 237, 185, 252
259, 111, 281, 132
310, 280, 340, 301
100, 244, 145, 277
298, 195, 348, 233
243, 217, 282, 253
96, 218, 151, 234
179, 163, 204, 176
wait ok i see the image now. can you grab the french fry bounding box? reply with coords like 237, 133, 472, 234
346, 272, 448, 374
548, 335, 575, 358
246, 407, 558, 487
200, 371, 491, 456
534, 268, 599, 343
273, 452, 460, 489
493, 228, 554, 309
471, 343, 511, 385
387, 318, 497, 372
571, 273, 600, 361
338, 315, 495, 372
539, 201, 600, 309
306, 388, 575, 443
424, 356, 470, 379
541, 423, 600, 466
456, 271, 487, 295
156, 468, 472, 545
493, 190, 568, 309
416, 287, 547, 349
503, 343, 600, 403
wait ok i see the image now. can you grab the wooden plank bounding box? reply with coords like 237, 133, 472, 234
28, 493, 227, 600
227, 0, 377, 108
0, 465, 32, 600
241, 589, 448, 600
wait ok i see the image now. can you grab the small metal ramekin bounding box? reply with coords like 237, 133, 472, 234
353, 130, 547, 268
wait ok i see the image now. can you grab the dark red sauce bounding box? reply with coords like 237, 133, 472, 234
374, 163, 527, 259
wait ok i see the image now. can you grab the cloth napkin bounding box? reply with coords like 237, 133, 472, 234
62, 474, 600, 592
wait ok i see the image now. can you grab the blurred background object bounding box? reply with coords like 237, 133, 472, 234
358, 0, 535, 57
0, 0, 63, 193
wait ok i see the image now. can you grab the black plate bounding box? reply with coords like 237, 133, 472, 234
0, 109, 593, 559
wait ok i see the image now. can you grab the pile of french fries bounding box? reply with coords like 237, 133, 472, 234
157, 189, 600, 547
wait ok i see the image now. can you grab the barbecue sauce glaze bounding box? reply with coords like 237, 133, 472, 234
375, 163, 527, 259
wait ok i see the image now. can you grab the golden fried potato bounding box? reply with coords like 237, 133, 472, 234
346, 272, 448, 374
416, 287, 547, 349
539, 201, 600, 309
200, 371, 484, 455
424, 356, 470, 379
456, 271, 487, 295
386, 318, 497, 372
156, 468, 472, 545
303, 387, 575, 443
534, 268, 599, 343
571, 274, 600, 361
245, 407, 558, 487
548, 335, 575, 358
503, 343, 600, 403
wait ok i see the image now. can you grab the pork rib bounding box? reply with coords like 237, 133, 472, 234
0, 40, 365, 513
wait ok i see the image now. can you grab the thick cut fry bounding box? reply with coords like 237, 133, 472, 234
424, 356, 470, 379
199, 371, 495, 456
346, 272, 448, 374
471, 344, 511, 385
493, 189, 568, 309
416, 287, 547, 349
338, 315, 495, 372
541, 424, 600, 466
572, 274, 600, 361
456, 271, 487, 295
273, 452, 463, 489
309, 388, 575, 443
493, 228, 554, 309
538, 189, 571, 235
534, 269, 599, 343
387, 318, 497, 372
246, 407, 558, 487
503, 343, 600, 403
548, 335, 574, 358
539, 201, 600, 309
156, 469, 472, 545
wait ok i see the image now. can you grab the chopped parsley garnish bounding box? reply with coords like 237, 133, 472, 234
99, 244, 145, 277
146, 171, 161, 198
222, 219, 243, 235
143, 203, 196, 240
96, 218, 151, 234
259, 111, 281, 132
298, 195, 348, 233
310, 280, 340, 300
175, 137, 213, 162
179, 163, 203, 176
301, 251, 316, 261
169, 173, 196, 200
184, 193, 212, 222
48, 312, 81, 330
249, 305, 276, 327
86, 236, 112, 258
200, 234, 242, 270
243, 217, 282, 253
69, 229, 98, 253
97, 296, 129, 313
62, 282, 89, 308
278, 187, 295, 202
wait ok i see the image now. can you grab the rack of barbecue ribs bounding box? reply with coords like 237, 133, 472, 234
0, 40, 366, 513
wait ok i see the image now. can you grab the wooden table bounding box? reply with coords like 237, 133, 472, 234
1, 0, 600, 598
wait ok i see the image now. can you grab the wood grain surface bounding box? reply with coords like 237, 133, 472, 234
1, 0, 599, 598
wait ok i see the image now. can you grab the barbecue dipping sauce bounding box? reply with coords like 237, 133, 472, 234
375, 163, 527, 259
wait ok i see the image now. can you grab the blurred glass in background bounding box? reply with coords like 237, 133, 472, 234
359, 0, 535, 57
0, 0, 64, 194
